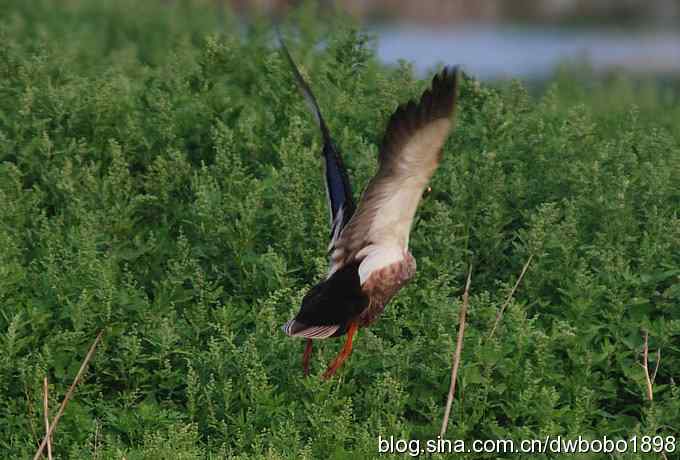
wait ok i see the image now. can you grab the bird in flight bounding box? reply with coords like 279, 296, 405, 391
278, 31, 460, 379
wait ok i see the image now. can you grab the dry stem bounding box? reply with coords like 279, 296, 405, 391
639, 331, 667, 460
93, 419, 100, 460
641, 330, 655, 401
440, 266, 472, 438
33, 330, 104, 460
488, 254, 533, 339
42, 377, 52, 460
640, 330, 661, 402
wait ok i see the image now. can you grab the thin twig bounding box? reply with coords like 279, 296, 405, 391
42, 377, 52, 460
33, 330, 104, 460
641, 330, 654, 402
488, 254, 533, 339
638, 332, 668, 460
652, 349, 661, 385
440, 266, 472, 438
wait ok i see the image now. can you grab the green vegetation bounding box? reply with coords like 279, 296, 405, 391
1, 1, 679, 458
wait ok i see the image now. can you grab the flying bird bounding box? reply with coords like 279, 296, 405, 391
278, 32, 460, 379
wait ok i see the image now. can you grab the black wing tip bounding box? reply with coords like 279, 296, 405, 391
393, 65, 460, 122
428, 65, 461, 119
276, 27, 333, 141
381, 64, 461, 155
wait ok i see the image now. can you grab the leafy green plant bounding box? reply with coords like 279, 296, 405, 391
0, 1, 678, 458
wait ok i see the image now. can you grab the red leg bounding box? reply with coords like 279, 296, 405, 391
302, 339, 313, 377
322, 322, 359, 380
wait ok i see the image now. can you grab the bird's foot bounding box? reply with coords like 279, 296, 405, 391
302, 339, 313, 377
322, 322, 358, 380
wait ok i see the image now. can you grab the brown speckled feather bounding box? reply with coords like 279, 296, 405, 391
330, 67, 460, 280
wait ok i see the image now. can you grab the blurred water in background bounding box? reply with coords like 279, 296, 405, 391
229, 0, 680, 82
230, 0, 680, 81
370, 24, 680, 80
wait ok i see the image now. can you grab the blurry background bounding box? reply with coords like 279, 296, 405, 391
2, 2, 679, 458
228, 0, 680, 80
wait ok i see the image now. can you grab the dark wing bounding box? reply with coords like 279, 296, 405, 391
276, 28, 356, 247
330, 67, 460, 284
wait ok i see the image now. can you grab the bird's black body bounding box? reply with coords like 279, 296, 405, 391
292, 261, 368, 337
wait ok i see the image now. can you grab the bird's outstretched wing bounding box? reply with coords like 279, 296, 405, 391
330, 67, 460, 283
276, 28, 356, 248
